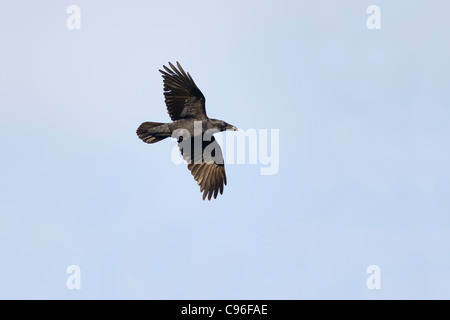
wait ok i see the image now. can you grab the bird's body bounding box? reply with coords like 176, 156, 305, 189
137, 62, 237, 200
172, 118, 225, 136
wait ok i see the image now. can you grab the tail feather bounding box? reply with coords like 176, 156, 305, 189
137, 122, 171, 144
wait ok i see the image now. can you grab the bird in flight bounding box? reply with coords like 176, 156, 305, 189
137, 62, 237, 200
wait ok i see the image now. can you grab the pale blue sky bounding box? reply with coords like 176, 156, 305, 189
1, 0, 450, 299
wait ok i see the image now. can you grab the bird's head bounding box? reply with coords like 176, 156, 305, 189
210, 119, 238, 132
223, 121, 238, 132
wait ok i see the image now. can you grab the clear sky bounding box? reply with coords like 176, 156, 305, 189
1, 0, 449, 299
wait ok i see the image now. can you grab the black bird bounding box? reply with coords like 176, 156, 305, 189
137, 62, 237, 200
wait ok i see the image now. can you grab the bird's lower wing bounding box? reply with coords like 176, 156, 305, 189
178, 136, 227, 200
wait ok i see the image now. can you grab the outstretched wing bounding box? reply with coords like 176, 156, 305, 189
159, 62, 207, 121
178, 136, 227, 200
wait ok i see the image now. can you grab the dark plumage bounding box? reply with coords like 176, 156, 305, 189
137, 62, 237, 200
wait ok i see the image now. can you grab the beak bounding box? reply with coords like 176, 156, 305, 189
229, 125, 238, 131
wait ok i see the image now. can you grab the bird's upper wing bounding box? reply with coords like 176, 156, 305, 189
159, 62, 207, 121
178, 136, 227, 200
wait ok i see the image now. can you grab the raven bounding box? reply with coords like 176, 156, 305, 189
137, 62, 237, 200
